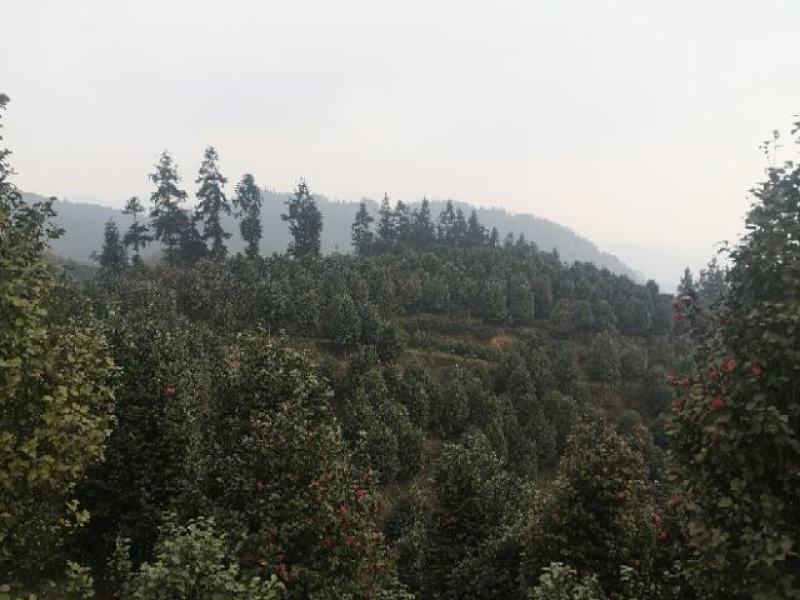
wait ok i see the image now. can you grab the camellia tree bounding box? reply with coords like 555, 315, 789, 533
523, 420, 660, 597
666, 122, 800, 599
0, 94, 116, 594
201, 334, 409, 598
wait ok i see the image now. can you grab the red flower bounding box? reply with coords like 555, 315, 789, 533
651, 512, 662, 526
445, 515, 457, 526
751, 364, 763, 378
343, 533, 355, 546
322, 471, 333, 482
711, 396, 725, 410
722, 357, 736, 374
708, 367, 720, 381
164, 384, 177, 397
355, 487, 367, 498
337, 504, 348, 516
672, 398, 685, 411
255, 480, 265, 491
672, 312, 684, 323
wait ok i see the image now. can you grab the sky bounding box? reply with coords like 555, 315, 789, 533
3, 0, 799, 285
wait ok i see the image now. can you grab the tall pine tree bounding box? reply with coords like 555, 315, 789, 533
93, 219, 127, 273
149, 151, 190, 262
195, 146, 230, 259
466, 209, 486, 245
232, 173, 263, 257
410, 198, 435, 248
377, 193, 394, 246
282, 179, 322, 258
122, 196, 152, 264
351, 201, 374, 256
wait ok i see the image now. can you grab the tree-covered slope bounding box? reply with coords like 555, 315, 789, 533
22, 191, 641, 280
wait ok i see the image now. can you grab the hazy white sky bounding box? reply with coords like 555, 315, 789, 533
4, 0, 799, 279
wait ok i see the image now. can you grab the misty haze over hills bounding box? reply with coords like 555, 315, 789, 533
24, 191, 670, 287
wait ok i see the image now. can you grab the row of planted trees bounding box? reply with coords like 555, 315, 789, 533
99, 145, 528, 272
100, 147, 321, 267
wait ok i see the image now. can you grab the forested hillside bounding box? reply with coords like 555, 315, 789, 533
3, 94, 799, 600
23, 191, 641, 281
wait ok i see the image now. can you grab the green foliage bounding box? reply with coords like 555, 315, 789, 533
77, 300, 216, 564
667, 122, 800, 599
112, 517, 284, 600
351, 201, 375, 256
201, 335, 402, 598
529, 563, 606, 600
282, 179, 322, 258
92, 219, 127, 273
524, 420, 658, 596
232, 173, 263, 257
0, 95, 115, 591
148, 151, 191, 262
121, 197, 152, 263
194, 145, 231, 259
585, 331, 621, 383
409, 432, 528, 600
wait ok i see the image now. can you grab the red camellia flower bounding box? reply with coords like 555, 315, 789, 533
355, 487, 367, 498
722, 357, 736, 373
337, 504, 348, 516
164, 384, 177, 397
751, 364, 763, 378
708, 367, 720, 380
672, 398, 685, 411
672, 312, 684, 323
651, 512, 662, 526
711, 396, 725, 410
343, 533, 355, 546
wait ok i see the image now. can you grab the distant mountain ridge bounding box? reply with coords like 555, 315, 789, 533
22, 191, 643, 281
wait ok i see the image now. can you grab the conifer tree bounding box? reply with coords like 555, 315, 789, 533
122, 196, 152, 264
677, 267, 695, 296
377, 193, 394, 246
195, 146, 230, 259
149, 151, 190, 262
488, 226, 500, 247
282, 179, 322, 258
351, 201, 374, 256
410, 198, 435, 247
394, 200, 412, 243
453, 206, 468, 242
437, 200, 456, 242
466, 209, 485, 245
93, 219, 128, 273
232, 173, 263, 258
